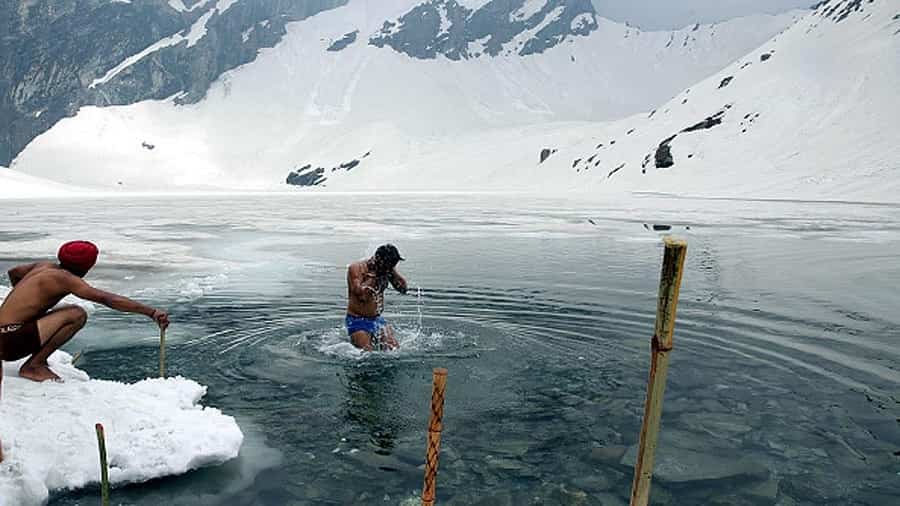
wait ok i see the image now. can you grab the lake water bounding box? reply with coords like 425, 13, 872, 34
1, 194, 898, 505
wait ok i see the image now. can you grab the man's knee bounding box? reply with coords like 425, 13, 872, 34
68, 307, 88, 328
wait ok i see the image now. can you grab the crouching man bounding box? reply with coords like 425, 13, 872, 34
0, 241, 169, 383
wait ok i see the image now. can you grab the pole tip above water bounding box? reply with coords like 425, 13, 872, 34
663, 237, 688, 248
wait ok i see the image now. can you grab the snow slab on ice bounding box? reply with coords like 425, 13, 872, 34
0, 351, 243, 505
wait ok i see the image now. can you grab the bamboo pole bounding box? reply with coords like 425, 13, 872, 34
629, 238, 687, 506
422, 368, 448, 506
159, 327, 166, 378
95, 423, 110, 506
71, 350, 83, 366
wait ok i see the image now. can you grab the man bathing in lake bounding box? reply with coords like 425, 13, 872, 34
0, 241, 169, 383
346, 244, 408, 351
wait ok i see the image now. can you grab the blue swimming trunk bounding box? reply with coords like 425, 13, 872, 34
346, 314, 387, 339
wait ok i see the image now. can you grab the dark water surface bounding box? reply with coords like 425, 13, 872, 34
1, 194, 898, 505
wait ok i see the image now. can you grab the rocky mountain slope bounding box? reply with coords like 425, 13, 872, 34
0, 0, 347, 166
6, 0, 802, 191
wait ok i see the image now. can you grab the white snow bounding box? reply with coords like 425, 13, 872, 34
506, 6, 565, 53
0, 167, 83, 199
511, 0, 548, 22
570, 12, 595, 31
168, 0, 214, 12
185, 8, 216, 48
215, 0, 239, 16
91, 1, 236, 87
0, 352, 243, 505
19, 0, 802, 192
437, 3, 452, 35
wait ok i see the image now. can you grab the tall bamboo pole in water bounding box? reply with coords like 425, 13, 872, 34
159, 327, 166, 378
422, 368, 448, 506
95, 423, 110, 506
629, 238, 687, 506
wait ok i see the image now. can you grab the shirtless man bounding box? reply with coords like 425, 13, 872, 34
0, 241, 169, 383
346, 244, 408, 351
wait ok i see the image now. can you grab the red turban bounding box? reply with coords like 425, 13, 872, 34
58, 241, 99, 275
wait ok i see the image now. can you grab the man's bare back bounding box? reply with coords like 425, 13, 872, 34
0, 263, 72, 325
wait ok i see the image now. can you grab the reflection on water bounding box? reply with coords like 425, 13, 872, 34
0, 194, 898, 505
344, 365, 401, 455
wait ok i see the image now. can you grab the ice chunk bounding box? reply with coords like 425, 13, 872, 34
0, 352, 243, 505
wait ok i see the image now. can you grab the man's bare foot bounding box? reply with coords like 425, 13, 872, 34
19, 364, 62, 382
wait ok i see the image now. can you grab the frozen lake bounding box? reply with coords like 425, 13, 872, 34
1, 194, 898, 505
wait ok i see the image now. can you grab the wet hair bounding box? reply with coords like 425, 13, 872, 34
374, 244, 404, 269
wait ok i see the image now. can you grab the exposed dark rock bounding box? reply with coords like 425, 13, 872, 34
626, 128, 635, 135
718, 76, 734, 89
141, 141, 155, 151
648, 109, 656, 119
654, 135, 676, 168
539, 148, 557, 164
363, 151, 371, 158
571, 158, 581, 168
369, 0, 599, 60
339, 159, 360, 171
741, 62, 752, 69
687, 153, 694, 159
610, 140, 616, 145
607, 163, 625, 178
327, 30, 359, 52
286, 165, 327, 187
595, 143, 603, 149
682, 110, 726, 132
761, 52, 773, 62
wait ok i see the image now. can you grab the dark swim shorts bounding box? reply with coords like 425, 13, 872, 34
0, 322, 41, 361
346, 314, 387, 340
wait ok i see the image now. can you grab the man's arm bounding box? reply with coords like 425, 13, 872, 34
389, 268, 408, 294
348, 264, 375, 300
65, 275, 169, 328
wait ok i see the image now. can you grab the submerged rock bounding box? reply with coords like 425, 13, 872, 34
621, 446, 768, 483
589, 445, 628, 463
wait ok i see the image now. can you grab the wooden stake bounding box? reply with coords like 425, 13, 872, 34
95, 423, 110, 506
422, 368, 448, 506
159, 327, 166, 378
629, 238, 687, 506
71, 350, 83, 366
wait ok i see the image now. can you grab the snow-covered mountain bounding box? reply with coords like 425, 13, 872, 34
5, 0, 805, 192
537, 0, 900, 201
0, 0, 349, 167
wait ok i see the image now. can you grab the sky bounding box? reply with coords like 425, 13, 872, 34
590, 0, 814, 30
